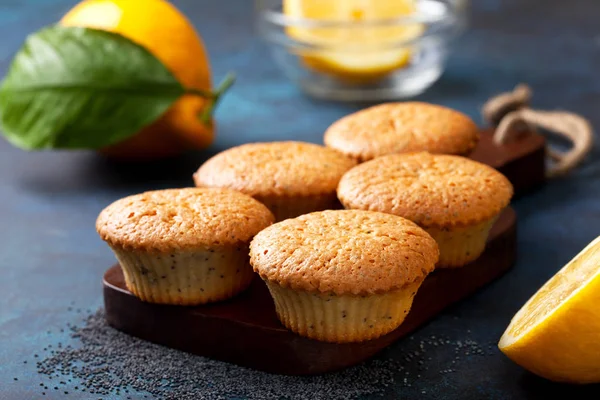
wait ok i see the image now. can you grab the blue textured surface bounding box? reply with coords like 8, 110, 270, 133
1, 0, 600, 399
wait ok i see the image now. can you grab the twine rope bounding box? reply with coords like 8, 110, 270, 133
482, 84, 594, 178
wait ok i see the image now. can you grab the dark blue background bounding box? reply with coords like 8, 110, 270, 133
1, 0, 600, 399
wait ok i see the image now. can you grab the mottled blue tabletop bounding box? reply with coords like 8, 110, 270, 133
1, 0, 600, 399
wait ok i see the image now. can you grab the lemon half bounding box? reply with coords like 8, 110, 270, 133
284, 0, 424, 83
499, 235, 600, 383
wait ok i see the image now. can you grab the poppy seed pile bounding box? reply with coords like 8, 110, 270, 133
33, 310, 494, 399
35, 310, 397, 399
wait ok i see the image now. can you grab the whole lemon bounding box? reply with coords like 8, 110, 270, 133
61, 0, 214, 159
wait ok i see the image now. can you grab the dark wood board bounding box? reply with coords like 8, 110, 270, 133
104, 207, 516, 375
471, 129, 546, 195
103, 129, 543, 375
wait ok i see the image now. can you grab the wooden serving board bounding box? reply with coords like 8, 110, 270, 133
104, 208, 516, 375
472, 129, 545, 195
103, 129, 543, 375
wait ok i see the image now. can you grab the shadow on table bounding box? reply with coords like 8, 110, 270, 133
16, 146, 228, 195
87, 150, 219, 187
518, 372, 600, 399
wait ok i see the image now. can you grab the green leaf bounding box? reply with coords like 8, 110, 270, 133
0, 25, 186, 150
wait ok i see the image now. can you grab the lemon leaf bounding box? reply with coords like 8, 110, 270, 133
0, 25, 186, 150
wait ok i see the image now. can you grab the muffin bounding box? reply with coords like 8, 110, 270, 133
193, 141, 357, 221
96, 188, 274, 305
324, 102, 480, 162
249, 210, 439, 343
338, 152, 513, 268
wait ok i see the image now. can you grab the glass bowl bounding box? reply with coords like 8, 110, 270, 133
256, 0, 468, 101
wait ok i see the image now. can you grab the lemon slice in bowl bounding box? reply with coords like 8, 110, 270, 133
499, 235, 600, 384
284, 0, 424, 83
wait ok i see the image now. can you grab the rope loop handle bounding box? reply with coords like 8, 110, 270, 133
483, 84, 594, 178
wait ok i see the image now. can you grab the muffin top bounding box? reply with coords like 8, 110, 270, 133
250, 210, 439, 295
338, 152, 513, 228
193, 141, 357, 197
324, 102, 480, 162
96, 188, 274, 252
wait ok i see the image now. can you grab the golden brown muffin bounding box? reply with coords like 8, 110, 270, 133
193, 141, 357, 221
249, 209, 439, 343
324, 102, 480, 162
96, 188, 274, 305
338, 152, 513, 267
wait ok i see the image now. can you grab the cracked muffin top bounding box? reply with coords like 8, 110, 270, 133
324, 102, 480, 162
193, 141, 357, 197
96, 188, 274, 252
249, 209, 439, 295
337, 152, 513, 228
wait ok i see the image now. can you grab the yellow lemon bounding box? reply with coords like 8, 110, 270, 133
499, 235, 600, 383
284, 0, 423, 83
61, 0, 213, 159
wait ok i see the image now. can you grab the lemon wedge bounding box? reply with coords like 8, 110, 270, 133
284, 0, 424, 83
499, 235, 600, 383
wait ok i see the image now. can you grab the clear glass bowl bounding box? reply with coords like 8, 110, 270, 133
256, 0, 468, 101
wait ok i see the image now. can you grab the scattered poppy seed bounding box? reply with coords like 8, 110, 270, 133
35, 309, 399, 399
